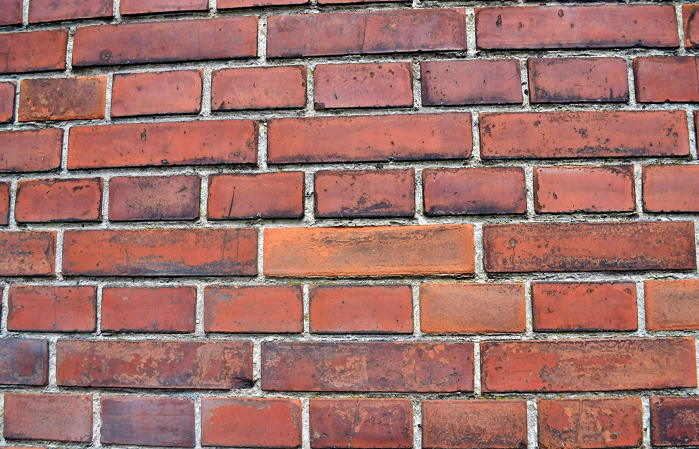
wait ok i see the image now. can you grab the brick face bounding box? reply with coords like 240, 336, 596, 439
0, 129, 63, 173
108, 175, 201, 221
634, 57, 699, 102
19, 76, 106, 121
29, 0, 112, 23
643, 164, 699, 212
0, 339, 48, 386
111, 70, 203, 117
8, 286, 97, 332
0, 81, 16, 123
0, 30, 68, 74
3, 393, 93, 442
212, 66, 307, 110
15, 177, 103, 222
101, 287, 197, 333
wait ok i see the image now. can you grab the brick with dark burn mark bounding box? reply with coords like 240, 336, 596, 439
651, 397, 699, 446
634, 57, 699, 102
120, 0, 208, 15
0, 129, 63, 173
643, 165, 699, 212
0, 231, 56, 276
111, 70, 203, 117
19, 76, 107, 121
8, 286, 97, 332
29, 0, 112, 23
109, 175, 201, 221
645, 280, 699, 331
0, 82, 16, 123
0, 182, 9, 225
16, 178, 103, 223
3, 393, 92, 442
685, 5, 699, 48
0, 0, 22, 25
0, 30, 68, 74
212, 66, 307, 110
102, 287, 197, 333
0, 339, 48, 385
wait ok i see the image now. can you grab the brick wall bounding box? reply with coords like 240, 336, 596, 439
0, 0, 698, 447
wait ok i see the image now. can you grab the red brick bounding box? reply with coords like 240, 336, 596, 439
202, 398, 302, 447
0, 182, 9, 225
533, 166, 635, 213
265, 225, 474, 277
476, 5, 678, 50
0, 128, 63, 173
109, 175, 200, 221
481, 338, 696, 392
268, 9, 466, 58
68, 120, 257, 169
315, 169, 415, 218
63, 228, 257, 276
314, 62, 413, 109
684, 5, 699, 48
112, 70, 203, 117
3, 393, 92, 442
539, 398, 643, 449
57, 340, 253, 389
643, 164, 699, 212
101, 397, 194, 447
0, 0, 22, 25
101, 287, 196, 333
309, 285, 413, 334
19, 76, 106, 121
29, 0, 112, 23
15, 178, 103, 222
480, 111, 689, 159
0, 231, 55, 276
529, 57, 629, 103
121, 0, 208, 14
310, 399, 412, 448
0, 30, 67, 74
0, 81, 15, 123
8, 286, 96, 332
212, 66, 306, 110
0, 339, 48, 385
207, 172, 304, 220
634, 57, 699, 102
219, 0, 307, 7
484, 222, 695, 272
651, 397, 699, 446
421, 60, 522, 106
204, 285, 303, 333
262, 342, 473, 392
423, 400, 527, 449
268, 113, 471, 164
420, 283, 525, 334
423, 167, 526, 216
645, 280, 699, 331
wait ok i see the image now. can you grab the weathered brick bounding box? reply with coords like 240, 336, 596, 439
102, 287, 196, 333
0, 81, 15, 123
476, 5, 678, 49
0, 0, 22, 25
645, 280, 699, 331
533, 166, 635, 213
315, 169, 415, 218
219, 0, 307, 7
265, 225, 474, 277
0, 30, 68, 74
0, 128, 63, 173
212, 66, 306, 110
309, 285, 413, 334
63, 228, 257, 276
423, 400, 527, 449
420, 283, 525, 334
539, 398, 643, 449
108, 175, 201, 221
314, 62, 413, 109
202, 398, 302, 447
111, 70, 202, 117
73, 17, 258, 66
101, 397, 195, 447
262, 342, 473, 392
120, 0, 208, 15
480, 111, 689, 159
421, 60, 522, 106
634, 57, 699, 102
643, 164, 699, 212
15, 178, 103, 222
310, 399, 412, 448
19, 76, 106, 121
317, 0, 395, 4
3, 393, 92, 442
207, 172, 304, 220
423, 167, 526, 216
481, 338, 697, 392
268, 113, 471, 164
684, 5, 699, 48
68, 120, 257, 169
0, 182, 9, 225
204, 285, 303, 333
533, 282, 637, 332
29, 0, 112, 23
8, 286, 96, 332
0, 339, 48, 385
268, 9, 466, 57
528, 57, 629, 103
0, 231, 55, 276
651, 397, 699, 447
57, 340, 253, 389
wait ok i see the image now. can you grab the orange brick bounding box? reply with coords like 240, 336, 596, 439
19, 77, 106, 121
0, 81, 16, 123
0, 232, 55, 276
634, 57, 699, 102
0, 182, 9, 226
645, 280, 699, 330
112, 70, 202, 117
120, 0, 208, 14
0, 129, 63, 173
212, 66, 306, 110
0, 0, 22, 25
3, 393, 92, 442
643, 164, 699, 212
684, 5, 699, 48
0, 30, 67, 74
29, 0, 112, 23
15, 178, 103, 223
8, 286, 96, 332
101, 287, 196, 333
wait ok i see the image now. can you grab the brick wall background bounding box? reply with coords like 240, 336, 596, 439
1, 0, 699, 447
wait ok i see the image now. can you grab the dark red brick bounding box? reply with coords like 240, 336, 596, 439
315, 169, 415, 218
0, 231, 55, 276
101, 287, 196, 333
57, 340, 253, 389
0, 182, 9, 225
262, 342, 473, 392
212, 66, 307, 110
421, 60, 522, 106
204, 285, 303, 333
108, 175, 200, 221
645, 280, 699, 331
634, 57, 699, 102
309, 285, 413, 334
8, 286, 96, 332
15, 178, 103, 222
0, 0, 22, 25
0, 81, 16, 123
643, 164, 699, 212
120, 0, 208, 14
0, 128, 63, 173
112, 70, 202, 117
651, 397, 699, 446
101, 397, 194, 447
29, 0, 112, 23
684, 5, 699, 48
0, 30, 68, 74
268, 9, 466, 58
19, 76, 106, 121
268, 113, 471, 164
3, 393, 92, 442
219, 0, 307, 7
481, 338, 697, 392
423, 167, 526, 216
0, 339, 48, 385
